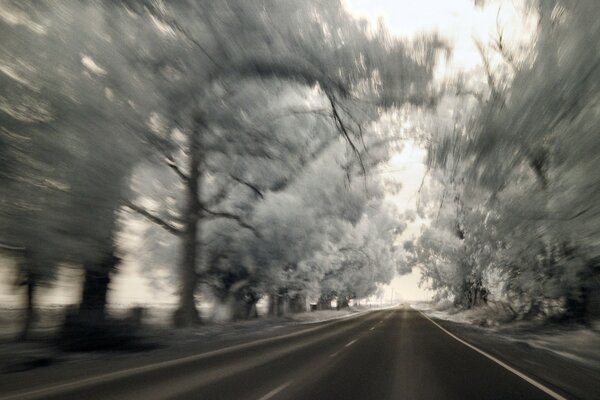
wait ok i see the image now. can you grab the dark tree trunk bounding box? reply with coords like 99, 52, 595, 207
173, 223, 200, 326
268, 288, 288, 317
316, 294, 334, 310
78, 252, 119, 324
562, 286, 589, 323
457, 277, 488, 309
18, 277, 36, 341
268, 292, 277, 317
246, 301, 258, 319
60, 249, 120, 350
233, 294, 259, 320
337, 295, 350, 310
288, 293, 307, 313
174, 124, 203, 328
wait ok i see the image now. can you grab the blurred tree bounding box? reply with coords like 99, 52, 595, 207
0, 1, 161, 335
413, 0, 600, 321
122, 0, 446, 326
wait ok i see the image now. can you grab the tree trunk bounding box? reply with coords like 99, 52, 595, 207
562, 285, 589, 323
233, 289, 260, 320
268, 292, 277, 317
174, 124, 203, 328
59, 232, 120, 350
173, 226, 200, 326
246, 301, 258, 319
233, 294, 259, 320
18, 277, 36, 341
289, 293, 307, 313
316, 295, 333, 310
337, 295, 350, 310
268, 288, 288, 317
78, 252, 119, 324
457, 277, 488, 309
60, 249, 118, 347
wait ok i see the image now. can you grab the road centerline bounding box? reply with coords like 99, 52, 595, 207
256, 380, 293, 400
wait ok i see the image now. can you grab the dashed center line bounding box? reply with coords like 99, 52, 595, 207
345, 339, 358, 348
370, 326, 375, 331
256, 380, 294, 400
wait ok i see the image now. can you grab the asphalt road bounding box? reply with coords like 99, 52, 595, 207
1, 307, 564, 400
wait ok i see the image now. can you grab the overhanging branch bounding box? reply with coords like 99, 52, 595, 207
165, 156, 189, 182
325, 91, 367, 180
150, 137, 190, 182
125, 201, 183, 236
230, 174, 264, 199
202, 207, 261, 237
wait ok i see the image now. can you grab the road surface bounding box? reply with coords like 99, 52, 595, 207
1, 307, 566, 400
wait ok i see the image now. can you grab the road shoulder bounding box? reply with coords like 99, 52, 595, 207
420, 310, 600, 400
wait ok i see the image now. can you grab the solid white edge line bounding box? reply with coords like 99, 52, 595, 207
1, 309, 384, 400
416, 310, 567, 400
256, 380, 293, 400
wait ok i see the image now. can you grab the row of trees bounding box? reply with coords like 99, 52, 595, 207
0, 0, 445, 337
407, 0, 600, 322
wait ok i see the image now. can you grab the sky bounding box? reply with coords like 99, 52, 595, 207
344, 0, 531, 72
343, 0, 531, 302
377, 141, 433, 302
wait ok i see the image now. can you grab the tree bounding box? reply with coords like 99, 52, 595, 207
122, 0, 446, 326
414, 0, 600, 321
0, 1, 161, 334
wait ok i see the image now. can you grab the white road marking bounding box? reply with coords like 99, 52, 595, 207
345, 339, 358, 348
417, 310, 567, 400
256, 380, 293, 400
329, 351, 341, 358
370, 326, 375, 331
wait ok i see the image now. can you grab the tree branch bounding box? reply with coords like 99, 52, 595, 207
149, 134, 190, 182
455, 87, 484, 104
125, 201, 183, 236
325, 91, 367, 180
202, 207, 261, 237
165, 156, 189, 182
492, 7, 518, 72
230, 174, 264, 199
474, 38, 503, 105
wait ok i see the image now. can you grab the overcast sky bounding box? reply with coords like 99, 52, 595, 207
345, 0, 531, 70
344, 0, 532, 302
